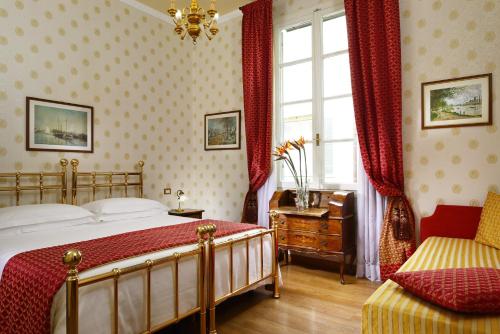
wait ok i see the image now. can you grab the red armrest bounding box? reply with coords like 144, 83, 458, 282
420, 205, 482, 243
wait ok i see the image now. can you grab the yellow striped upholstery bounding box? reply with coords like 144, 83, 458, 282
363, 237, 500, 334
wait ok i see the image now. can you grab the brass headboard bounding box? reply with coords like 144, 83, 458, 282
0, 159, 68, 205
70, 159, 144, 205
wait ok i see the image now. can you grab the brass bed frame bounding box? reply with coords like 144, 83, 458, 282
0, 160, 280, 334
0, 159, 68, 205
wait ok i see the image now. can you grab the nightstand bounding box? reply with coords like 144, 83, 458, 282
168, 209, 205, 219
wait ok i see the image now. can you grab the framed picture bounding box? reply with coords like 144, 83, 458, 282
26, 97, 94, 153
204, 110, 241, 151
421, 73, 492, 129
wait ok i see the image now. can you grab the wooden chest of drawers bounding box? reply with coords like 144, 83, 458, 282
270, 190, 355, 284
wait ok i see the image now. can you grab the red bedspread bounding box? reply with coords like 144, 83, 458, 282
0, 219, 260, 334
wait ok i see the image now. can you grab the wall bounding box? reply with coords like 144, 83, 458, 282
1, 0, 498, 224
400, 0, 500, 222
0, 0, 192, 207
169, 17, 249, 221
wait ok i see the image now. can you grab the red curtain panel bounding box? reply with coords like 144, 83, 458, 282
345, 0, 416, 280
240, 0, 273, 224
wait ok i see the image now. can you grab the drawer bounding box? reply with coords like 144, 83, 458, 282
279, 230, 318, 249
318, 235, 342, 252
285, 216, 320, 233
318, 219, 342, 235
277, 229, 288, 245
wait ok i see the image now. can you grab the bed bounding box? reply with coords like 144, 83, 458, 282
362, 205, 500, 334
0, 159, 281, 334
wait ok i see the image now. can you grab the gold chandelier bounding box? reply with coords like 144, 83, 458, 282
168, 0, 219, 44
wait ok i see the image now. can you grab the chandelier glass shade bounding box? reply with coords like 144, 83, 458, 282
168, 0, 219, 44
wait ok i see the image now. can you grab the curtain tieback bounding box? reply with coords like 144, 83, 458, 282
387, 195, 414, 241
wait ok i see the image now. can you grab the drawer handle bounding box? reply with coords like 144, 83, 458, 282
280, 236, 286, 241
320, 240, 328, 247
320, 222, 328, 229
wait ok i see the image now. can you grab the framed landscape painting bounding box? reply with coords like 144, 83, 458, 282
421, 73, 492, 129
26, 97, 94, 153
204, 110, 241, 151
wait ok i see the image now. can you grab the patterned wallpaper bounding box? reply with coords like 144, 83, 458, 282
0, 0, 247, 220
0, 0, 192, 208
175, 17, 248, 221
1, 0, 499, 225
400, 0, 500, 224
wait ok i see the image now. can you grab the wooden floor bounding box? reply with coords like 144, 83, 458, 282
164, 263, 380, 333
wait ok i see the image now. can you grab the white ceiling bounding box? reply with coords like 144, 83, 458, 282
136, 0, 254, 16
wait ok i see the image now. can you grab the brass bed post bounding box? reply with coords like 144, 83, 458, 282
270, 211, 281, 299
60, 159, 68, 204
15, 172, 20, 206
196, 225, 209, 334
138, 160, 144, 198
70, 159, 79, 205
207, 224, 217, 334
63, 249, 82, 334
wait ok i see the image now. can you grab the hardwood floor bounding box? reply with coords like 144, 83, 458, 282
164, 263, 380, 333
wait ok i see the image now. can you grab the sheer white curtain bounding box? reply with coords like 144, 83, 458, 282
356, 164, 386, 281
257, 169, 277, 228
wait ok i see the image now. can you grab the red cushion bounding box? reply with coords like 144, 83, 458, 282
390, 268, 500, 314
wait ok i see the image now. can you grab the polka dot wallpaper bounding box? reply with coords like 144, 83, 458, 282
0, 0, 499, 226
0, 0, 247, 220
176, 17, 248, 221
400, 0, 500, 223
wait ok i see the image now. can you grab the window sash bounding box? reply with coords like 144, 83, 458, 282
275, 8, 358, 191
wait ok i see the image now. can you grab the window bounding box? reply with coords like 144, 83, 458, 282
276, 9, 357, 190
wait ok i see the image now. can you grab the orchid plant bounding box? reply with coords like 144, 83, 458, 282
273, 136, 309, 210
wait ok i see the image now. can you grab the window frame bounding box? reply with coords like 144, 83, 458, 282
274, 7, 358, 191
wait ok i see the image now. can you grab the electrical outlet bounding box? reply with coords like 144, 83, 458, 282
164, 187, 171, 195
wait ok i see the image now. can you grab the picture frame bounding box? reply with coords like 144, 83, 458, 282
26, 97, 94, 153
421, 73, 492, 129
204, 110, 241, 151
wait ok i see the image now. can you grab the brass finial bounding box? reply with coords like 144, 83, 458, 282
63, 249, 82, 268
70, 159, 79, 172
138, 160, 145, 168
60, 159, 68, 167
270, 211, 279, 228
270, 211, 279, 221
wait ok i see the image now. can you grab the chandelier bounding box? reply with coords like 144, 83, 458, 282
167, 0, 220, 44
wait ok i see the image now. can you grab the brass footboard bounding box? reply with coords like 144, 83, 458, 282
63, 217, 280, 334
63, 224, 216, 334
207, 212, 281, 334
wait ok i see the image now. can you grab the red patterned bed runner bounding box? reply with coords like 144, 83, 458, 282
0, 219, 261, 334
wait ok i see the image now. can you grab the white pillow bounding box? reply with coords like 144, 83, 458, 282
21, 216, 97, 233
82, 198, 167, 215
0, 204, 95, 231
97, 210, 166, 222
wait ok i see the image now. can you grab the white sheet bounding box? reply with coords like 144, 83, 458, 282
0, 213, 274, 334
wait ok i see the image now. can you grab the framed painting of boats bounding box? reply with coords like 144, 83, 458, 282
421, 73, 492, 129
26, 97, 94, 153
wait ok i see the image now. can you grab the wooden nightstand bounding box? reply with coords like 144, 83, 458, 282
168, 209, 205, 219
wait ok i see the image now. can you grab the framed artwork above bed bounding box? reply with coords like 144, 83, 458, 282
26, 97, 94, 153
204, 110, 241, 151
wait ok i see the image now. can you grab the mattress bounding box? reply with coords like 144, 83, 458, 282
0, 212, 273, 333
363, 236, 500, 334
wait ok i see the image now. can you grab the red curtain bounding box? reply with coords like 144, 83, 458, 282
240, 0, 273, 224
345, 0, 416, 280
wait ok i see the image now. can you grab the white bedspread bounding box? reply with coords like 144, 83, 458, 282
0, 213, 273, 333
